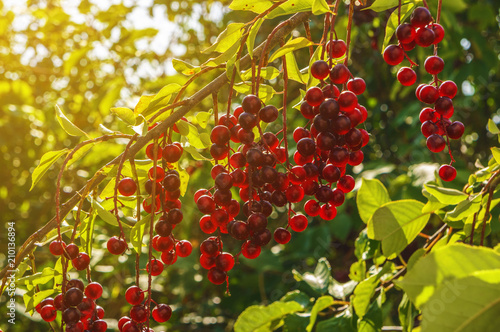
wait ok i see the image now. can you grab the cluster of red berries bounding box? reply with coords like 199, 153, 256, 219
383, 6, 464, 181
115, 286, 172, 332
49, 241, 90, 271
38, 279, 107, 332
192, 37, 369, 284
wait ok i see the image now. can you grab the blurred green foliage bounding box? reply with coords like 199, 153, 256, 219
0, 0, 498, 331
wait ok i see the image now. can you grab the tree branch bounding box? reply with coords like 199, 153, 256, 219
0, 11, 311, 283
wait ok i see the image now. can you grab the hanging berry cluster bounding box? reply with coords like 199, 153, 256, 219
383, 4, 464, 181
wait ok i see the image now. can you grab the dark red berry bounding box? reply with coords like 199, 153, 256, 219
383, 45, 404, 66
439, 165, 456, 181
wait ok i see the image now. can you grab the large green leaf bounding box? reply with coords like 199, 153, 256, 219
444, 194, 481, 222
357, 178, 391, 224
285, 51, 307, 84
140, 83, 182, 118
424, 184, 468, 205
80, 212, 97, 256
269, 37, 314, 63
247, 17, 264, 59
203, 23, 245, 54
352, 275, 379, 319
234, 301, 303, 332
172, 58, 200, 76
421, 270, 500, 332
367, 200, 430, 256
364, 0, 400, 12
316, 308, 356, 332
30, 148, 69, 191
312, 0, 330, 15
55, 105, 89, 137
396, 244, 500, 308
111, 107, 136, 125
398, 294, 417, 332
307, 296, 335, 331
130, 215, 150, 254
229, 0, 274, 13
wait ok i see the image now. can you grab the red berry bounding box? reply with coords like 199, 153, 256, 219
447, 121, 465, 139
175, 240, 192, 257
320, 203, 337, 220
439, 165, 456, 182
107, 236, 127, 255
421, 121, 438, 137
396, 23, 416, 44
424, 56, 444, 75
49, 240, 66, 256
92, 320, 108, 332
328, 39, 347, 58
146, 258, 164, 276
439, 80, 457, 99
146, 143, 162, 160
426, 134, 446, 152
207, 267, 227, 285
329, 63, 351, 84
418, 85, 439, 104
289, 214, 308, 232
383, 45, 404, 66
85, 282, 103, 300
397, 67, 417, 86
118, 177, 137, 196
337, 175, 355, 193
415, 27, 435, 47
152, 304, 172, 323
160, 250, 178, 265
434, 96, 453, 115
211, 125, 231, 145
125, 286, 144, 305
347, 77, 366, 95
274, 227, 291, 244
215, 252, 235, 271
241, 94, 261, 114
311, 60, 330, 80
162, 144, 182, 163
241, 241, 261, 259
130, 305, 148, 323
330, 188, 345, 207
410, 7, 432, 28
72, 252, 90, 270
41, 305, 57, 322
305, 87, 325, 107
431, 23, 445, 44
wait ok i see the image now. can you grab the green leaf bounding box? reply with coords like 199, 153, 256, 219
204, 23, 245, 54
312, 0, 330, 15
349, 260, 366, 282
280, 290, 311, 309
111, 107, 136, 125
18, 267, 60, 286
358, 297, 383, 332
30, 149, 69, 191
194, 111, 212, 128
421, 270, 500, 332
134, 94, 155, 115
175, 118, 190, 136
307, 296, 335, 331
247, 17, 264, 59
398, 294, 417, 332
355, 229, 380, 261
94, 201, 131, 228
352, 275, 379, 319
382, 2, 416, 51
396, 244, 500, 308
444, 194, 481, 222
172, 58, 200, 76
234, 301, 303, 332
183, 145, 211, 160
357, 178, 391, 224
130, 215, 150, 254
285, 52, 306, 84
241, 66, 280, 81
140, 83, 182, 118
293, 257, 332, 295
203, 40, 241, 67
24, 288, 54, 312
234, 83, 276, 104
491, 147, 500, 165
316, 308, 356, 332
55, 105, 89, 137
488, 119, 500, 134
424, 184, 468, 205
364, 0, 400, 12
80, 212, 97, 256
367, 200, 431, 256
269, 37, 314, 63
229, 0, 274, 14
267, 0, 317, 19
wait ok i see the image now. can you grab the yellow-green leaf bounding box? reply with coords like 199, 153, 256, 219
247, 17, 264, 58
312, 0, 330, 15
55, 105, 89, 137
203, 23, 245, 54
269, 37, 314, 63
111, 107, 136, 125
30, 149, 69, 191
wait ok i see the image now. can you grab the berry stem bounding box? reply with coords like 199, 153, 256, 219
281, 41, 290, 168
114, 134, 139, 239
256, 20, 289, 97
146, 139, 160, 330
320, 11, 331, 60
328, 0, 342, 67
344, 0, 354, 66
303, 21, 314, 59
